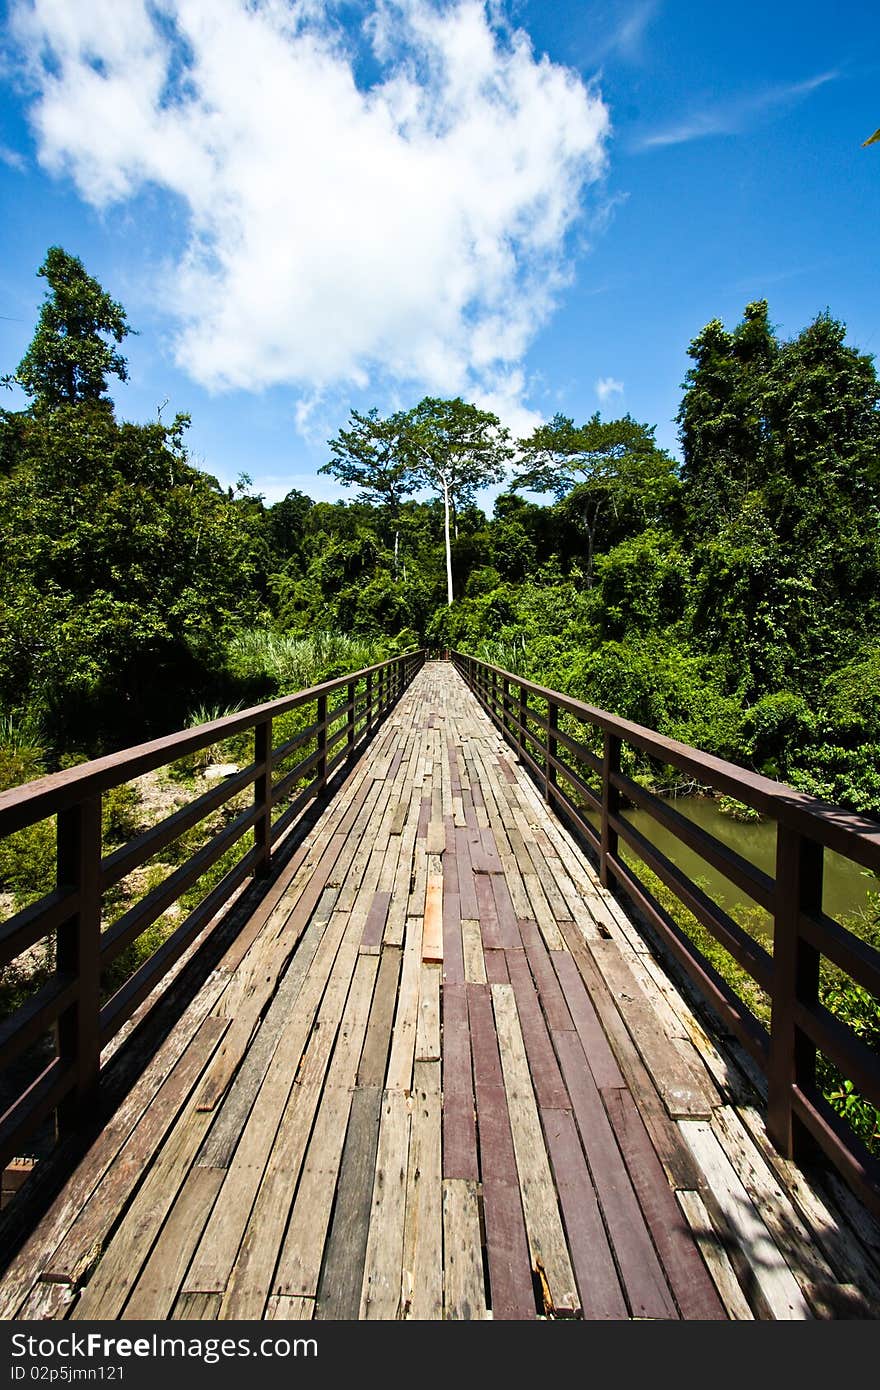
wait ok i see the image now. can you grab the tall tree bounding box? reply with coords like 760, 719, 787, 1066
5, 247, 132, 408
513, 412, 677, 587
404, 397, 512, 605
320, 407, 416, 568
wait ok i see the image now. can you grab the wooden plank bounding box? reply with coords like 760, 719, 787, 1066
504, 949, 570, 1112
359, 890, 391, 955
676, 1191, 754, 1320
44, 1014, 229, 1286
401, 1062, 443, 1319
266, 1295, 315, 1319
122, 1166, 224, 1320
455, 828, 480, 920
172, 1291, 220, 1320
603, 1087, 726, 1320
315, 1086, 382, 1320
483, 947, 509, 983
680, 1120, 812, 1320
475, 874, 501, 949
215, 918, 367, 1318
442, 983, 478, 1181
359, 1089, 412, 1318
461, 919, 487, 984
442, 1180, 487, 1320
422, 871, 443, 964
71, 1097, 218, 1319
491, 873, 524, 950
553, 1028, 678, 1319
467, 983, 535, 1320
197, 904, 331, 1168
184, 908, 351, 1296
273, 955, 379, 1300
541, 1108, 627, 1320
517, 919, 574, 1032
442, 885, 464, 985
711, 1104, 838, 1292
557, 920, 703, 1189
492, 984, 579, 1316
357, 946, 401, 1088
415, 963, 441, 1061
551, 948, 624, 1091
386, 916, 424, 1092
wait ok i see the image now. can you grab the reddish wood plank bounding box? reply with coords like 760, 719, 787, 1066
503, 949, 570, 1111
466, 984, 535, 1321
417, 797, 431, 838
442, 888, 464, 985
454, 828, 480, 920
553, 1029, 678, 1319
516, 920, 574, 1033
490, 875, 523, 950
483, 949, 509, 984
360, 891, 391, 954
541, 1108, 628, 1320
551, 949, 625, 1091
479, 828, 504, 875
602, 1088, 727, 1320
475, 875, 501, 949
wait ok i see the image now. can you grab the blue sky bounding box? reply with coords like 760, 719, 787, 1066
1, 0, 878, 506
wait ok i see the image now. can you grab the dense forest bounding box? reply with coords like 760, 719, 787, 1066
2, 249, 879, 819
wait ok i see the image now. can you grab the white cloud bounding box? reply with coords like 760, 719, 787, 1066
0, 142, 26, 171
10, 0, 609, 432
595, 375, 623, 402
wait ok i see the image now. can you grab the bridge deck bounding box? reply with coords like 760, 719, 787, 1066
2, 663, 879, 1320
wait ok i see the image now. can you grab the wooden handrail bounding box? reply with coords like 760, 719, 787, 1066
0, 649, 426, 1175
450, 648, 880, 1217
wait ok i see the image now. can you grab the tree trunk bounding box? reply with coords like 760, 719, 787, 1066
442, 476, 454, 606
394, 529, 399, 576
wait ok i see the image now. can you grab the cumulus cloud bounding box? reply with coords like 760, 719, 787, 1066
10, 0, 609, 428
595, 375, 623, 402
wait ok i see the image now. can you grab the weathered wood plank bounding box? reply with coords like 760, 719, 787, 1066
442, 1180, 488, 1320
401, 1062, 443, 1319
603, 1087, 726, 1320
680, 1120, 812, 1320
442, 983, 478, 1181
422, 871, 443, 964
492, 984, 579, 1316
385, 915, 424, 1092
315, 1086, 382, 1320
266, 1295, 315, 1319
675, 1190, 754, 1320
172, 1291, 220, 1320
461, 919, 487, 984
415, 963, 441, 1061
359, 889, 391, 955
467, 983, 535, 1320
359, 1090, 412, 1318
122, 1166, 225, 1320
357, 945, 401, 1089
504, 948, 570, 1112
541, 1107, 627, 1320
553, 1028, 678, 1319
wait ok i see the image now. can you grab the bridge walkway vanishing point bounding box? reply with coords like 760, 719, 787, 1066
2, 662, 879, 1321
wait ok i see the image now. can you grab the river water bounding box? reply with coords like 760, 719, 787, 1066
619, 795, 876, 939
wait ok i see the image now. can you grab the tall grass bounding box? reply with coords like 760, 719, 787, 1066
227, 629, 386, 694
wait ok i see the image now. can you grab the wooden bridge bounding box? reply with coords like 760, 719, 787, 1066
1, 656, 879, 1320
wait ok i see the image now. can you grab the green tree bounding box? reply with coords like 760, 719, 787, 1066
321, 407, 416, 569
405, 397, 512, 605
5, 247, 132, 407
513, 412, 678, 587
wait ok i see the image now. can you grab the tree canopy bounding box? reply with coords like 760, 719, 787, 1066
5, 247, 132, 408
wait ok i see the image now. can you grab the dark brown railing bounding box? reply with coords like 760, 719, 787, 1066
451, 650, 880, 1216
0, 649, 425, 1176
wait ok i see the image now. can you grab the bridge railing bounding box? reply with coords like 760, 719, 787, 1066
0, 649, 425, 1177
451, 649, 880, 1216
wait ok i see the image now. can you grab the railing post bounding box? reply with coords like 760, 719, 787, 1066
546, 700, 558, 802
518, 681, 528, 761
366, 671, 373, 736
347, 680, 356, 756
502, 676, 510, 742
767, 827, 822, 1160
56, 795, 102, 1131
316, 694, 328, 790
600, 732, 621, 889
254, 717, 273, 876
